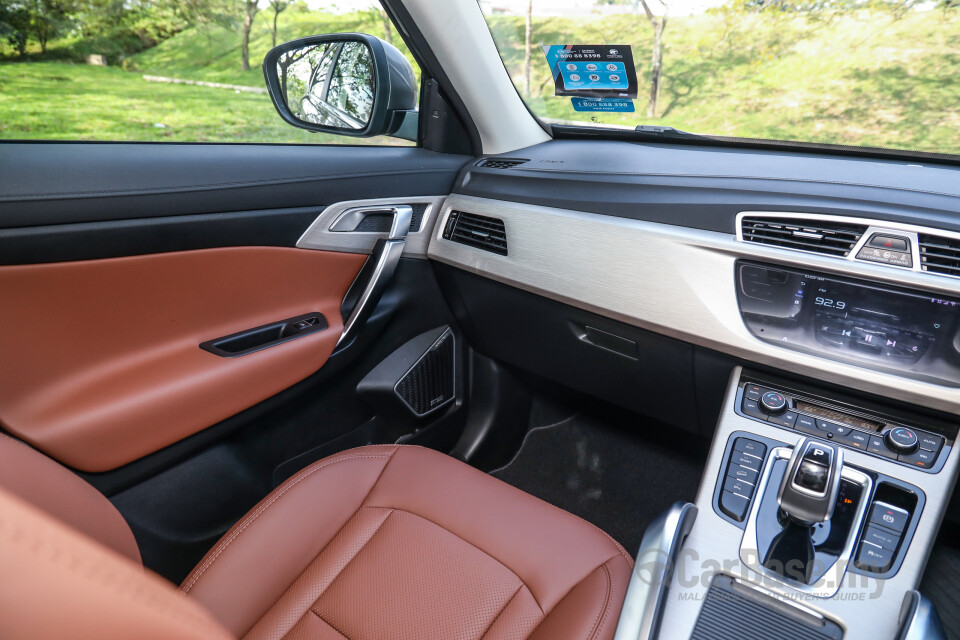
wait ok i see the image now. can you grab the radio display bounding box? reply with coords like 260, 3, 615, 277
736, 262, 960, 385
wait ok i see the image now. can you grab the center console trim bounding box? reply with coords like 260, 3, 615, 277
656, 366, 960, 640
740, 447, 873, 599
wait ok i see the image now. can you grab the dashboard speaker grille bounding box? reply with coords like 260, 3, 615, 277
477, 158, 528, 169
741, 216, 867, 257
919, 234, 960, 278
395, 330, 455, 417
445, 211, 508, 256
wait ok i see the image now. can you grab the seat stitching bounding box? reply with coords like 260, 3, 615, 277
309, 508, 395, 608
587, 563, 613, 639
478, 583, 526, 640
244, 508, 394, 640
377, 506, 545, 613
309, 610, 351, 640
180, 452, 394, 594
588, 562, 614, 640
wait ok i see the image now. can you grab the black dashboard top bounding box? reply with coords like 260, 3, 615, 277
458, 140, 960, 235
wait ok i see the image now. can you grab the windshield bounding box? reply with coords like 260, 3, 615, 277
478, 0, 960, 157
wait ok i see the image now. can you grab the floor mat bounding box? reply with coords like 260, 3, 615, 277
491, 407, 708, 555
920, 542, 960, 639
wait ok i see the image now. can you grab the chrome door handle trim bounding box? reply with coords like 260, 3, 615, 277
329, 204, 414, 236
336, 206, 412, 347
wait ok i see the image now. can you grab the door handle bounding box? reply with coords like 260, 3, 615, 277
337, 205, 413, 348
329, 204, 415, 234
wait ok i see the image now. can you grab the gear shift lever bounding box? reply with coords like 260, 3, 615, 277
778, 438, 843, 524
762, 438, 844, 584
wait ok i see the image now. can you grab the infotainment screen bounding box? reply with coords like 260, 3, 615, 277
736, 262, 960, 386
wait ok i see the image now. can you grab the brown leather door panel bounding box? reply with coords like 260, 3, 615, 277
0, 247, 367, 472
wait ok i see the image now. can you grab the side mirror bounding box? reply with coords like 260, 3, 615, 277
262, 33, 418, 140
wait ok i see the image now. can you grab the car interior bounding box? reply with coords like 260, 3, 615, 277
1, 1, 959, 639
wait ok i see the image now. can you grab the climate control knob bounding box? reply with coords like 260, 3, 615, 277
760, 391, 788, 415
884, 427, 919, 454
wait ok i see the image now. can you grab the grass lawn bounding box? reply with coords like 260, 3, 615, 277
1, 8, 958, 154
0, 61, 397, 144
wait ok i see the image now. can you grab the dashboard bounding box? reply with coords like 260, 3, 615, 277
427, 141, 960, 415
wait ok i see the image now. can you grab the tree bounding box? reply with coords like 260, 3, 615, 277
0, 3, 31, 56
638, 0, 668, 118
238, 0, 259, 71
523, 0, 533, 96
267, 0, 288, 47
28, 0, 73, 53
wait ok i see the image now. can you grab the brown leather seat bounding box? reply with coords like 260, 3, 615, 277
1, 441, 633, 640
0, 432, 141, 563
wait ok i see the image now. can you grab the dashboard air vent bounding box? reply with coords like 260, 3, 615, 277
444, 210, 508, 256
477, 158, 528, 169
741, 216, 867, 257
919, 234, 960, 278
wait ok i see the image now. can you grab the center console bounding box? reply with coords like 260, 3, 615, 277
621, 366, 958, 640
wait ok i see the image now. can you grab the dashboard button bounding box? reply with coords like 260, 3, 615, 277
760, 391, 788, 415
741, 398, 768, 421
727, 465, 759, 485
731, 451, 763, 472
917, 432, 943, 453
899, 448, 937, 470
734, 438, 766, 458
816, 419, 851, 436
720, 490, 751, 522
795, 414, 820, 435
849, 330, 884, 355
868, 435, 898, 460
862, 525, 900, 551
869, 502, 909, 533
768, 410, 798, 429
723, 477, 755, 498
744, 384, 763, 402
840, 430, 870, 450
884, 427, 920, 454
868, 234, 909, 252
855, 542, 895, 573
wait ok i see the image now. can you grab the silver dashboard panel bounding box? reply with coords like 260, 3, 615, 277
655, 367, 959, 640
426, 194, 960, 414
297, 195, 446, 257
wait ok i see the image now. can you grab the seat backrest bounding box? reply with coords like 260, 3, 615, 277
0, 484, 234, 640
0, 432, 141, 563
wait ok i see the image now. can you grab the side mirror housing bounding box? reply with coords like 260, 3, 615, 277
262, 33, 418, 140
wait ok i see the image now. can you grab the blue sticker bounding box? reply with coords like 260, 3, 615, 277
542, 45, 638, 99
560, 62, 629, 91
571, 97, 635, 113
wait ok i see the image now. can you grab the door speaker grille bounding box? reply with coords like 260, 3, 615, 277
395, 329, 455, 417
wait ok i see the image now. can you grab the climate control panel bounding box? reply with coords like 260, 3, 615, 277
738, 380, 948, 472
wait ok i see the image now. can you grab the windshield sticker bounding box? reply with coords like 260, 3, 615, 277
571, 97, 635, 113
542, 45, 638, 100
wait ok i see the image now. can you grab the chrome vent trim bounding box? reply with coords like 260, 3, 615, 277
741, 216, 867, 257
919, 234, 960, 278
444, 210, 508, 255
476, 158, 528, 169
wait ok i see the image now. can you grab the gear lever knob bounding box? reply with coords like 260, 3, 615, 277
777, 438, 843, 525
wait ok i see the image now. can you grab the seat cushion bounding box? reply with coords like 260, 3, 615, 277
0, 485, 231, 640
0, 433, 141, 563
181, 445, 633, 640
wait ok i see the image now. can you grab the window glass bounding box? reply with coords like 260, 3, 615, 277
0, 1, 416, 144
478, 0, 960, 158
